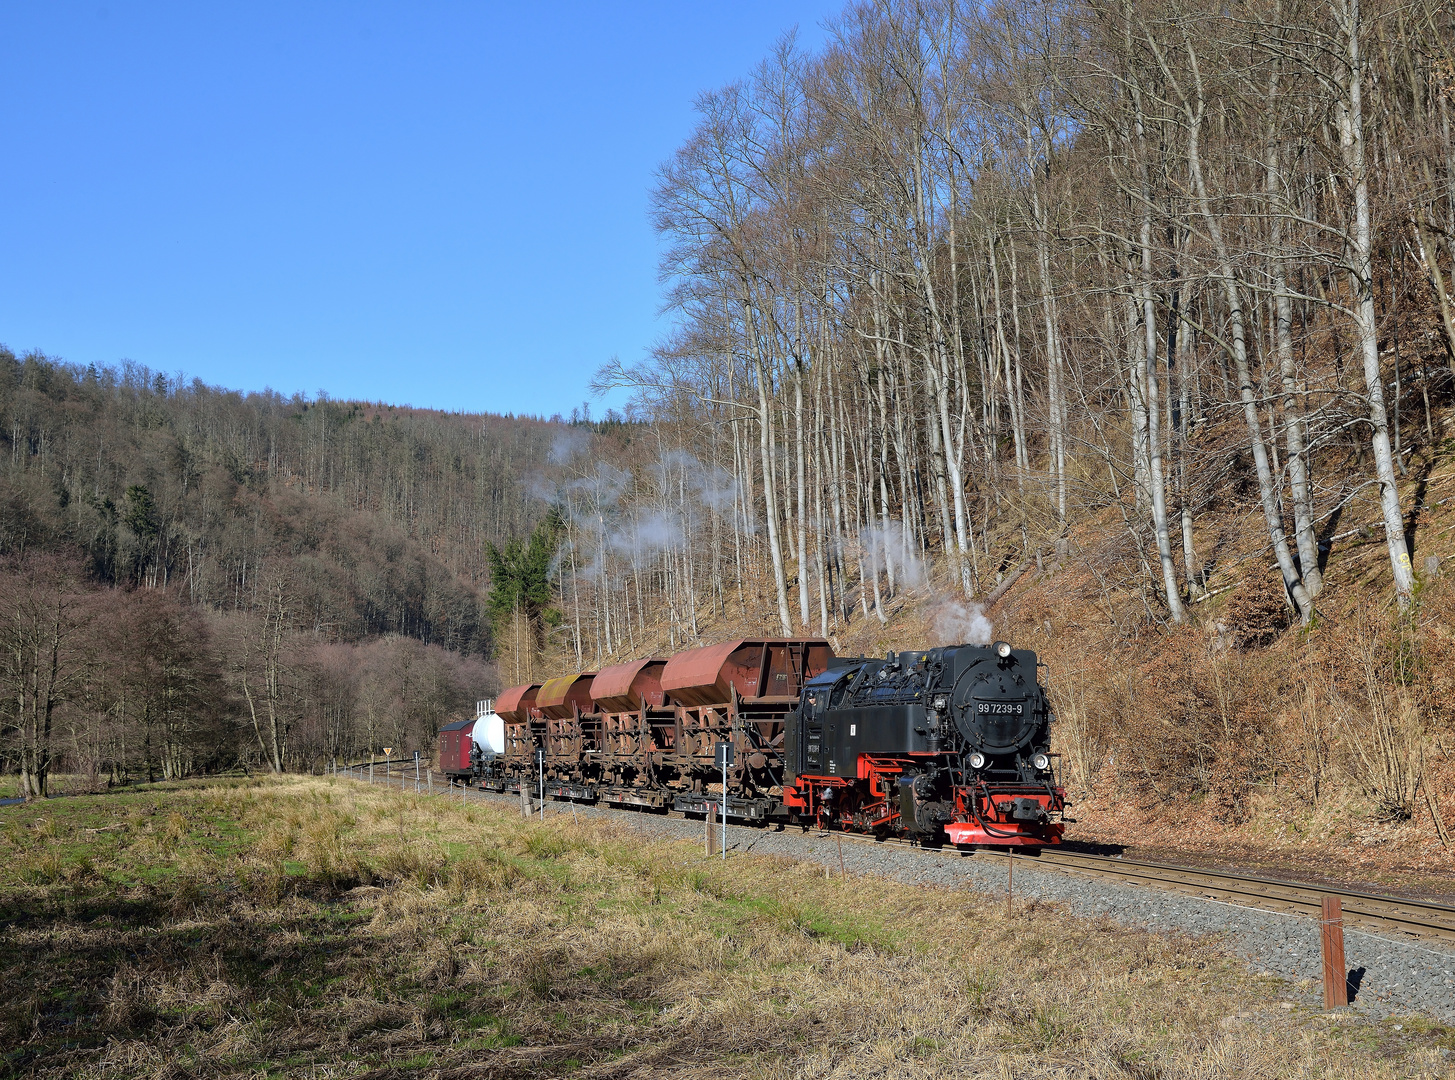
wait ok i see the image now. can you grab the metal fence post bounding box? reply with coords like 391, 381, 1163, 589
721, 757, 727, 860
1321, 897, 1348, 1008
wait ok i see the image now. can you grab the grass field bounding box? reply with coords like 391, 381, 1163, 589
0, 778, 1449, 1078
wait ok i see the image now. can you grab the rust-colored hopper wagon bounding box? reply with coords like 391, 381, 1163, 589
488, 683, 540, 790
589, 658, 673, 808
661, 638, 832, 820
535, 672, 599, 800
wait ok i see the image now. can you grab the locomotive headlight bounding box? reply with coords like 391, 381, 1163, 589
1032, 753, 1051, 771
994, 640, 1012, 658
968, 752, 987, 770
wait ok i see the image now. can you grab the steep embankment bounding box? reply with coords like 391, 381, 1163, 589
549, 438, 1455, 891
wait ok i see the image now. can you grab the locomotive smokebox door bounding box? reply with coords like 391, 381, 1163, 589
715, 742, 735, 768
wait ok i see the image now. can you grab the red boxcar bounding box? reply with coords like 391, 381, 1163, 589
436, 718, 476, 778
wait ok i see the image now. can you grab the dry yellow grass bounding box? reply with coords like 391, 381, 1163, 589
0, 776, 1449, 1078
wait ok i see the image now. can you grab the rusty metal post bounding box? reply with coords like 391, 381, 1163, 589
1321, 897, 1348, 1008
837, 833, 846, 879
705, 802, 715, 857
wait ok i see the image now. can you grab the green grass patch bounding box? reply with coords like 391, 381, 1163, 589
1, 776, 1446, 1079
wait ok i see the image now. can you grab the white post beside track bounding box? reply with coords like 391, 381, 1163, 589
715, 741, 734, 860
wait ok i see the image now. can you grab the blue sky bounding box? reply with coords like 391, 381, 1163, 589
0, 2, 832, 417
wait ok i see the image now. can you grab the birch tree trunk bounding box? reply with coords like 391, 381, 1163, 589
1336, 0, 1415, 604
1179, 42, 1316, 619
1028, 160, 1068, 527
1265, 52, 1323, 598
742, 296, 795, 634
1126, 62, 1186, 622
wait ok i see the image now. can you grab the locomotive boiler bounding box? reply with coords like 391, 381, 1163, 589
475, 637, 1066, 847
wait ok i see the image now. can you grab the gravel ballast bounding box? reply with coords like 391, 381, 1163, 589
428, 780, 1455, 1024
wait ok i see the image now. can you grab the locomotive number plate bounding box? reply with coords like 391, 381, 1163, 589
976, 702, 1024, 715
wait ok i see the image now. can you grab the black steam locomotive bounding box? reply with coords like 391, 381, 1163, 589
782, 641, 1065, 846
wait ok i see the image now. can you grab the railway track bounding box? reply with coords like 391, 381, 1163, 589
1025, 848, 1455, 944
825, 826, 1455, 944
363, 768, 1455, 947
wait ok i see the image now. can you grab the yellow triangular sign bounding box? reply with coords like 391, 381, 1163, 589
383, 747, 394, 756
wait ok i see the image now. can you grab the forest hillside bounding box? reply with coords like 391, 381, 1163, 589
0, 350, 614, 794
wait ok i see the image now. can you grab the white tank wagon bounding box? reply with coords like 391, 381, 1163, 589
471, 699, 505, 768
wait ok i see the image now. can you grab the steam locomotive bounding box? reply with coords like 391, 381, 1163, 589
468, 637, 1065, 847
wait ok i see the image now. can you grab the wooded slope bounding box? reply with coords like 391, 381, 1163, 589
0, 350, 584, 791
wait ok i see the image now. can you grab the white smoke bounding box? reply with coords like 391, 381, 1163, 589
523, 473, 559, 504
610, 510, 681, 560
547, 428, 592, 464
928, 600, 995, 646
567, 462, 633, 506
693, 462, 739, 513
653, 450, 740, 514
859, 518, 926, 589
528, 438, 753, 625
